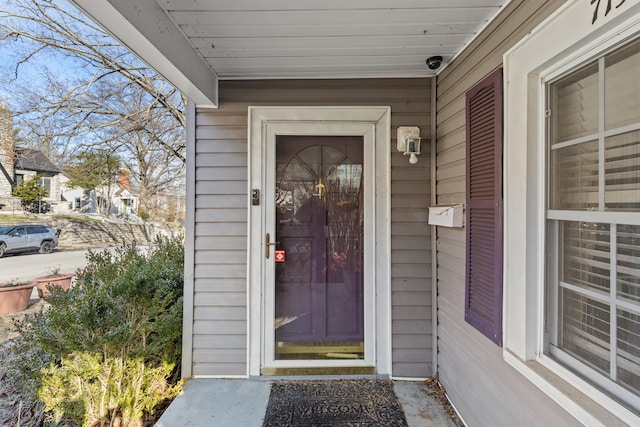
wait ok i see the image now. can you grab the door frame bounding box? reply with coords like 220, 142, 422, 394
247, 106, 391, 376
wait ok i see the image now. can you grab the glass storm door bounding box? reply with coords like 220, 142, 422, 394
273, 135, 364, 360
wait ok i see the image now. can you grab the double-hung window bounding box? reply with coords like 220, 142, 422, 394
38, 176, 51, 196
545, 37, 640, 411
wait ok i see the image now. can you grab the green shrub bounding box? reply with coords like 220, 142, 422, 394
12, 175, 49, 203
39, 353, 179, 426
12, 237, 184, 426
138, 211, 150, 222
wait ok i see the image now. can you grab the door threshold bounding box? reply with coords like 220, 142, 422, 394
261, 366, 376, 376
275, 341, 364, 360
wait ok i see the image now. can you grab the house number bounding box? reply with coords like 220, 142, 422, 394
590, 0, 627, 24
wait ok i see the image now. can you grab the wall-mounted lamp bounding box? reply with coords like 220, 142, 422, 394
397, 127, 421, 164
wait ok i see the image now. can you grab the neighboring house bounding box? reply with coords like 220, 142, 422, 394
13, 147, 63, 203
58, 173, 84, 212
112, 169, 138, 217
94, 183, 138, 217
60, 170, 139, 217
69, 1, 640, 425
111, 187, 137, 216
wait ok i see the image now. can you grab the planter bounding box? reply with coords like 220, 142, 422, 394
34, 273, 74, 297
0, 282, 36, 316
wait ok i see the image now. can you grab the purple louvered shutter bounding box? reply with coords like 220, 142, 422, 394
465, 69, 503, 345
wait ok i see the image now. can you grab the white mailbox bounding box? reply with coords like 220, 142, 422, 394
428, 204, 464, 228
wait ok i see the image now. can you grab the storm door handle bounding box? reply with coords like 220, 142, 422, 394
265, 233, 280, 259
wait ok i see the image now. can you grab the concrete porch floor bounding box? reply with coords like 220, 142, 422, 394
156, 378, 461, 426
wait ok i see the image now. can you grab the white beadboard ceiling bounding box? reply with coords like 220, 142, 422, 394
69, 0, 510, 106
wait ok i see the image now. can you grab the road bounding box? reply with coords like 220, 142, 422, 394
0, 248, 94, 283
0, 244, 157, 284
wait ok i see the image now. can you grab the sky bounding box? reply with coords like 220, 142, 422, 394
0, 0, 102, 108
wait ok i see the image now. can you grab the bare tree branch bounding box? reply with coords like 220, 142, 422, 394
0, 0, 187, 220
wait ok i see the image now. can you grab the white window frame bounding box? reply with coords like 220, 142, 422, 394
503, 0, 640, 425
544, 45, 640, 410
38, 176, 51, 196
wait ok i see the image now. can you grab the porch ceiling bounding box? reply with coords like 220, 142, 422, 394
68, 0, 510, 107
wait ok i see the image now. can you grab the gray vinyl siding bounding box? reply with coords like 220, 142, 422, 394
191, 78, 432, 378
434, 0, 580, 425
192, 111, 248, 376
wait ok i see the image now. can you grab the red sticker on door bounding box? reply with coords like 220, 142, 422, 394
275, 250, 285, 262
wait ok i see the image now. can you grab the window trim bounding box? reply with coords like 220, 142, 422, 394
503, 0, 640, 424
544, 45, 640, 408
38, 176, 52, 198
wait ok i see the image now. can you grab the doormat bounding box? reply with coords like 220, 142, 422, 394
262, 379, 408, 427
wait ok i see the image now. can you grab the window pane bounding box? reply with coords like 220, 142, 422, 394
552, 63, 599, 142
39, 177, 51, 194
617, 309, 640, 395
605, 39, 640, 131
550, 141, 599, 210
605, 131, 640, 212
560, 288, 610, 375
618, 225, 640, 304
547, 37, 640, 410
561, 221, 610, 295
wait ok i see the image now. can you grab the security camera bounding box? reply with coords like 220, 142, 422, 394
426, 56, 443, 70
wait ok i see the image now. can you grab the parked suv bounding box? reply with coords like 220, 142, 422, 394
0, 225, 60, 258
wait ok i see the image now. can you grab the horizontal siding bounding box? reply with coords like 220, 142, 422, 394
192, 78, 432, 377
387, 79, 432, 378
192, 108, 248, 376
194, 306, 246, 320
434, 0, 581, 425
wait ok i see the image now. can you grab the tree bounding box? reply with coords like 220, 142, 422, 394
82, 80, 186, 218
0, 0, 186, 220
12, 175, 48, 212
65, 149, 121, 215
0, 0, 185, 131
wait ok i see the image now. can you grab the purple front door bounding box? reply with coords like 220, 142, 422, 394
274, 136, 364, 358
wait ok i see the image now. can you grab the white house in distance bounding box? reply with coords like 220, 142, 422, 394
60, 169, 139, 217
68, 1, 640, 425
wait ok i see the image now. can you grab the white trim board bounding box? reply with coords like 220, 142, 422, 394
503, 0, 640, 424
247, 106, 391, 377
182, 104, 197, 378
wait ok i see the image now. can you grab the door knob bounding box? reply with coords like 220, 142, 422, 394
265, 233, 280, 259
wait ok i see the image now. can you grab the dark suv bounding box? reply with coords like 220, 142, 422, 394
0, 225, 60, 257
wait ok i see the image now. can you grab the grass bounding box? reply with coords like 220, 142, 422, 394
0, 213, 103, 226
48, 214, 102, 223
0, 214, 34, 225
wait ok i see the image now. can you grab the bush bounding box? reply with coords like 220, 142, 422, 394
138, 211, 150, 222
11, 237, 184, 426
39, 354, 180, 426
11, 175, 49, 212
